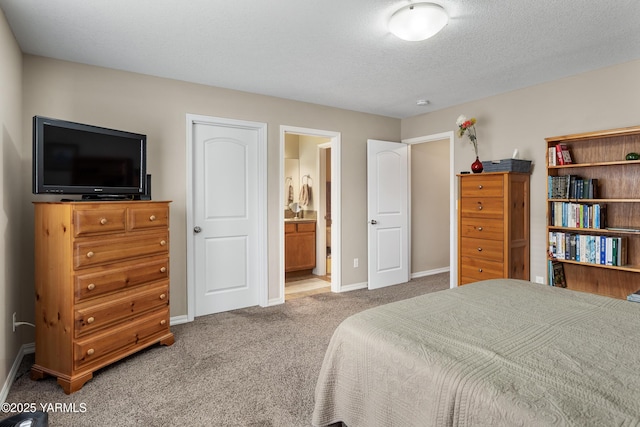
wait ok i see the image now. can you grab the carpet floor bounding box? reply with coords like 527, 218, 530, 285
4, 273, 449, 426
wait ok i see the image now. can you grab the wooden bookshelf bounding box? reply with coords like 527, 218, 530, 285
546, 125, 640, 299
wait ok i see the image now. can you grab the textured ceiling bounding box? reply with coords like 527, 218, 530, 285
2, 0, 640, 118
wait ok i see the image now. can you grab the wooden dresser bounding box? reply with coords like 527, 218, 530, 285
458, 172, 530, 285
31, 201, 174, 394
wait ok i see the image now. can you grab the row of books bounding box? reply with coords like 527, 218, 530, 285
549, 202, 606, 229
548, 175, 599, 199
628, 289, 640, 303
548, 143, 573, 166
549, 232, 627, 266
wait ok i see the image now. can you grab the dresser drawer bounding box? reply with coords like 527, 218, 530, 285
285, 223, 296, 233
128, 205, 169, 231
460, 256, 504, 284
74, 281, 169, 337
460, 217, 504, 240
460, 196, 504, 218
74, 308, 169, 370
296, 222, 316, 232
74, 232, 169, 269
460, 237, 503, 261
74, 208, 126, 236
460, 175, 504, 198
75, 257, 169, 301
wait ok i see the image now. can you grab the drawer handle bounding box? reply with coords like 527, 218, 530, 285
477, 247, 483, 252
149, 215, 157, 221
100, 218, 108, 225
477, 227, 483, 231
160, 240, 167, 246
478, 205, 483, 210
87, 283, 96, 291
87, 348, 95, 356
478, 268, 483, 272
160, 319, 167, 326
478, 185, 483, 189
160, 266, 167, 273
86, 251, 95, 258
160, 293, 166, 300
87, 317, 95, 324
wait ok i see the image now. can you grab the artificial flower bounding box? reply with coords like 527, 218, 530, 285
456, 114, 478, 156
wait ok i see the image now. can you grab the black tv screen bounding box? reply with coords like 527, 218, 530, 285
32, 116, 147, 197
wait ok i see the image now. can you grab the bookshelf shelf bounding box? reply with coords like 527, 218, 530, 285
551, 258, 640, 273
546, 125, 640, 299
548, 159, 640, 169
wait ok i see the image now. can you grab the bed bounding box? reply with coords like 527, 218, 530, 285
312, 279, 640, 426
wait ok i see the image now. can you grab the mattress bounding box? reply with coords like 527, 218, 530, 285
312, 279, 640, 426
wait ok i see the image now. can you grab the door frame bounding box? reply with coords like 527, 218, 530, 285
402, 130, 456, 289
279, 126, 342, 301
185, 114, 269, 322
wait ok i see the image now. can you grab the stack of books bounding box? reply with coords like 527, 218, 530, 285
627, 289, 640, 303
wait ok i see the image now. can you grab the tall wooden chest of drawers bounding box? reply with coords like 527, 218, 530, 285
458, 172, 530, 286
31, 201, 174, 394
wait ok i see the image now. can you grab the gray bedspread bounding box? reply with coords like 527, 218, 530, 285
312, 279, 640, 426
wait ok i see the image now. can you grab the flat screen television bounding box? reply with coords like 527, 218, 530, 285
32, 116, 147, 199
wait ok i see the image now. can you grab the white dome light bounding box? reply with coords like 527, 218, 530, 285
389, 3, 448, 42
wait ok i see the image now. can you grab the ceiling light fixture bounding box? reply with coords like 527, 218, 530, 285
389, 2, 448, 42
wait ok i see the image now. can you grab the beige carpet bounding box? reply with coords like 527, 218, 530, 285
4, 273, 449, 426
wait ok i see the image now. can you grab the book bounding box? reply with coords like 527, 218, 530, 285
551, 261, 566, 288
548, 146, 557, 166
556, 143, 573, 165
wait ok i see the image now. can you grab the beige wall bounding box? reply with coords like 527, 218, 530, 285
21, 55, 401, 317
411, 139, 450, 273
0, 9, 25, 395
402, 59, 640, 284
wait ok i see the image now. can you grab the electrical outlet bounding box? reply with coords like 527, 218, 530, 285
353, 258, 359, 268
535, 276, 544, 284
12, 312, 16, 332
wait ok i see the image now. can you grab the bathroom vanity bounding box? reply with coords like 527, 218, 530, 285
285, 219, 316, 273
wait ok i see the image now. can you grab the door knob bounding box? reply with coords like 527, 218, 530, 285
370, 220, 378, 225
194, 226, 202, 233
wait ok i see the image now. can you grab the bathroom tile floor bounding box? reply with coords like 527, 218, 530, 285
285, 275, 331, 300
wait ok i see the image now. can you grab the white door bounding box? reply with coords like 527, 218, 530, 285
367, 139, 409, 289
192, 118, 265, 316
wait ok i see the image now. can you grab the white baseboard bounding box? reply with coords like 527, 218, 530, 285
338, 281, 368, 292
411, 266, 450, 279
1, 342, 35, 404
267, 296, 285, 306
169, 314, 189, 326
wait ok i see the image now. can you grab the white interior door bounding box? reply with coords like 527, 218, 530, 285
192, 119, 264, 316
367, 139, 409, 289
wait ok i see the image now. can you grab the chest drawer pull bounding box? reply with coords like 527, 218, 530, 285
159, 293, 166, 300
86, 251, 95, 258
87, 283, 95, 291
100, 218, 108, 225
477, 205, 483, 210
160, 240, 167, 246
149, 215, 157, 221
86, 317, 95, 324
160, 319, 167, 326
87, 348, 95, 356
477, 227, 483, 231
160, 267, 167, 273
478, 185, 483, 189
478, 247, 483, 252
479, 268, 483, 272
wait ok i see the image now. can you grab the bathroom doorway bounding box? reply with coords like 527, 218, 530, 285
280, 126, 341, 302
